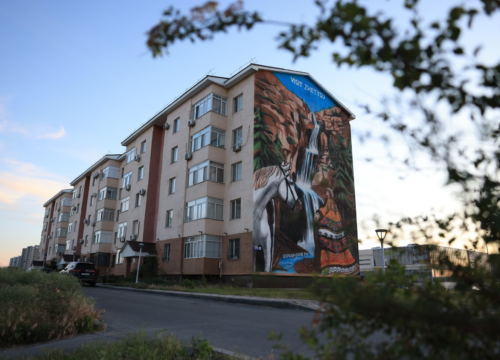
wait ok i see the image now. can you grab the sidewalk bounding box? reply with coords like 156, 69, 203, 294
98, 284, 323, 312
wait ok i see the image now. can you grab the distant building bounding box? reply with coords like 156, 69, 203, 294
9, 256, 22, 267
20, 245, 40, 269
359, 245, 489, 281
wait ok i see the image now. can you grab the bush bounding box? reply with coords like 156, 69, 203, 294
24, 331, 226, 360
0, 268, 104, 348
181, 279, 195, 289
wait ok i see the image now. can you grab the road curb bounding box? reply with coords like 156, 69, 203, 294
97, 284, 318, 312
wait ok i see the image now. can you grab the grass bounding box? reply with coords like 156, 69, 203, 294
3, 331, 235, 360
0, 268, 104, 348
110, 280, 319, 300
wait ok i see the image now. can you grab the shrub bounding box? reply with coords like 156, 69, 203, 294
0, 268, 104, 348
181, 279, 195, 289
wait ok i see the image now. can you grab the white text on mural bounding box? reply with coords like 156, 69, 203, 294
290, 77, 326, 99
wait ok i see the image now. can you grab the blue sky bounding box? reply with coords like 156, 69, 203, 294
0, 0, 498, 266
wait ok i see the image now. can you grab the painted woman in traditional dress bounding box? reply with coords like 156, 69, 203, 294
314, 188, 359, 275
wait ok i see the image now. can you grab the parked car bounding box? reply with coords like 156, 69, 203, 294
60, 262, 97, 286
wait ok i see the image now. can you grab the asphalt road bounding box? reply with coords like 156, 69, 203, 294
2, 286, 316, 359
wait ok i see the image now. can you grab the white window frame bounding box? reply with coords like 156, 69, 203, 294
231, 162, 242, 182
168, 177, 176, 194
68, 223, 73, 233
188, 160, 224, 187
138, 166, 144, 180
232, 127, 242, 146
173, 118, 180, 133
116, 249, 123, 264
98, 186, 117, 201
230, 199, 241, 220
190, 126, 225, 153
185, 196, 223, 222
118, 222, 127, 239
135, 193, 141, 207
233, 94, 243, 113
184, 235, 221, 259
166, 209, 173, 228
101, 166, 120, 180
141, 140, 146, 154
125, 148, 136, 164
123, 171, 133, 188
120, 197, 130, 213
96, 208, 114, 222
171, 147, 178, 163
228, 238, 240, 259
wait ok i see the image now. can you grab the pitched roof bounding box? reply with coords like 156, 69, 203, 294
120, 63, 355, 146
43, 189, 73, 207
69, 154, 122, 186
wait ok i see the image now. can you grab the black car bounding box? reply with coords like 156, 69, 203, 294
60, 262, 97, 286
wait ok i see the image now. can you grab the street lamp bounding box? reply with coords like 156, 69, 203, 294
135, 243, 144, 284
73, 252, 77, 262
375, 229, 388, 274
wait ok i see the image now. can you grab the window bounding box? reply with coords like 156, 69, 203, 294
93, 231, 113, 244
184, 235, 221, 258
116, 249, 123, 264
190, 126, 225, 152
135, 193, 141, 207
232, 127, 242, 147
70, 206, 76, 216
233, 94, 243, 113
173, 118, 180, 133
230, 199, 241, 220
61, 198, 71, 207
56, 228, 68, 237
77, 204, 80, 213
138, 166, 144, 181
231, 162, 242, 182
96, 208, 114, 222
101, 166, 120, 180
132, 220, 139, 235
66, 240, 71, 251
120, 197, 130, 212
188, 160, 224, 186
92, 176, 97, 186
168, 177, 176, 194
125, 148, 136, 164
72, 190, 78, 199
58, 212, 70, 222
118, 222, 127, 240
98, 187, 117, 201
90, 196, 94, 206
79, 186, 82, 196
163, 244, 170, 262
123, 171, 132, 188
141, 140, 146, 154
185, 197, 223, 222
191, 93, 227, 120
74, 221, 77, 231
72, 239, 75, 250
84, 235, 89, 246
68, 223, 73, 233
165, 210, 173, 227
116, 209, 120, 222
171, 147, 178, 163
88, 215, 92, 224
228, 239, 240, 259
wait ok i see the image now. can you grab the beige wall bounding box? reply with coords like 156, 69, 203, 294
45, 193, 72, 261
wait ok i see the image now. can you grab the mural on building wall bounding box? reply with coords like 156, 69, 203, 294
253, 70, 359, 275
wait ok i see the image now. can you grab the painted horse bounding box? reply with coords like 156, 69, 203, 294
253, 162, 302, 272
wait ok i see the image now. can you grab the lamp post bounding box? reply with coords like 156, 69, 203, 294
73, 252, 76, 262
375, 229, 388, 274
135, 243, 144, 284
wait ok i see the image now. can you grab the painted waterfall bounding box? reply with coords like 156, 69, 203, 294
252, 70, 359, 275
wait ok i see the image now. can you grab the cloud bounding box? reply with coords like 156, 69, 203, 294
36, 126, 66, 140
0, 159, 70, 206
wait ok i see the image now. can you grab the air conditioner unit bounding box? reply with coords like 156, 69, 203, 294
48, 235, 52, 240
134, 155, 141, 162
79, 239, 84, 244
125, 184, 131, 191
71, 206, 76, 210
51, 218, 54, 222
188, 120, 195, 127
92, 192, 97, 197
77, 193, 81, 198
233, 143, 242, 152
93, 172, 100, 178
120, 236, 126, 242
83, 219, 88, 224
163, 122, 170, 130
72, 246, 76, 250
91, 222, 96, 227
130, 234, 137, 240
45, 214, 48, 218
139, 189, 146, 196
185, 152, 193, 161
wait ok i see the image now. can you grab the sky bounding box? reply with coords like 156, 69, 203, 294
0, 0, 498, 267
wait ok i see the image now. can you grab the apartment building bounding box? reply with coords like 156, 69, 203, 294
9, 256, 22, 267
38, 64, 360, 283
38, 190, 73, 264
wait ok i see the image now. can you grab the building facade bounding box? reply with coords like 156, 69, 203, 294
36, 64, 360, 281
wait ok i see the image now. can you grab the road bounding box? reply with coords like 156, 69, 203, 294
2, 286, 316, 359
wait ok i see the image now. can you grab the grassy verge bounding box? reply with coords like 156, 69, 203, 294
4, 331, 235, 360
0, 268, 104, 348
108, 279, 319, 300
